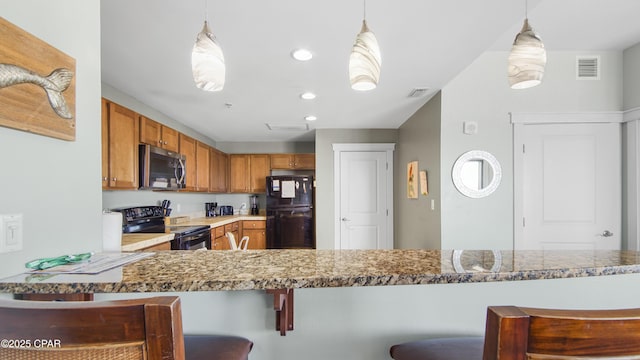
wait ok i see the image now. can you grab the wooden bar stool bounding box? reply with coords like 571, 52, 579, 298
0, 296, 253, 360
390, 305, 640, 360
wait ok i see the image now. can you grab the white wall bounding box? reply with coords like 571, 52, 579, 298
315, 129, 399, 249
622, 43, 640, 249
624, 42, 640, 110
395, 92, 442, 249
95, 273, 640, 360
440, 51, 623, 249
0, 0, 102, 278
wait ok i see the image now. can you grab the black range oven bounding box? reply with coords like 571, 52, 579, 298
113, 206, 211, 250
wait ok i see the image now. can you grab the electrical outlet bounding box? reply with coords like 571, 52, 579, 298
0, 214, 23, 253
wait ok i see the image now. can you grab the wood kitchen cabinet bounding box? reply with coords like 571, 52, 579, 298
211, 225, 230, 250
270, 153, 315, 170
229, 154, 249, 193
179, 134, 197, 191
195, 141, 210, 192
102, 99, 139, 190
242, 220, 266, 249
225, 222, 240, 248
210, 148, 228, 193
229, 154, 270, 193
139, 116, 179, 152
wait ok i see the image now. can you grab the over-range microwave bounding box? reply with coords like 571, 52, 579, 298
139, 144, 186, 190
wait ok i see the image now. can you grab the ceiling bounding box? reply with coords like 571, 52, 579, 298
100, 0, 640, 143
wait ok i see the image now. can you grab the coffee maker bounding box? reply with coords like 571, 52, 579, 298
205, 202, 218, 217
250, 195, 259, 215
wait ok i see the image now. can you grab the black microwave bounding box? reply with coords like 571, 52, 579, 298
139, 144, 186, 190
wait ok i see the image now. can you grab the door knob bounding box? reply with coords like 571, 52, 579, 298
600, 230, 613, 237
341, 217, 350, 222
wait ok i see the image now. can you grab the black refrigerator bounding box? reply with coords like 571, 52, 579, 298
266, 175, 314, 249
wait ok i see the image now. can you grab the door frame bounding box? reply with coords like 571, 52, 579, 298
511, 111, 624, 249
333, 143, 395, 249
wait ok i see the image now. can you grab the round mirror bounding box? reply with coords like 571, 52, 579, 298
452, 150, 502, 198
452, 250, 502, 273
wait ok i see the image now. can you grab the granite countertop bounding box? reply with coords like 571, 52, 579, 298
121, 215, 266, 251
2, 249, 640, 294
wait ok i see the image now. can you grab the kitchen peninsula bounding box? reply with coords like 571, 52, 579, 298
4, 249, 640, 293
0, 250, 640, 352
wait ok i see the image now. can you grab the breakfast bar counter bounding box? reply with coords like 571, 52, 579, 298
2, 249, 640, 294
2, 249, 640, 336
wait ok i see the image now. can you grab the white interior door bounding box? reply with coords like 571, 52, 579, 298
515, 122, 621, 250
333, 144, 394, 249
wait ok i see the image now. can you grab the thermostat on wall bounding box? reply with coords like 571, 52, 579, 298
463, 121, 478, 135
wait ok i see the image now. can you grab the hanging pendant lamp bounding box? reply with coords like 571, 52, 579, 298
508, 2, 546, 89
192, 16, 225, 91
349, 1, 381, 91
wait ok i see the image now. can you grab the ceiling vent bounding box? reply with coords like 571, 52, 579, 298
408, 87, 430, 98
265, 123, 310, 131
576, 56, 600, 80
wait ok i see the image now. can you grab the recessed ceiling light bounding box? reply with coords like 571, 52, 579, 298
304, 115, 317, 121
300, 92, 316, 100
292, 48, 313, 61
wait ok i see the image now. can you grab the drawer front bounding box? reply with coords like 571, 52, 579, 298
243, 220, 265, 229
213, 226, 224, 237
224, 222, 240, 232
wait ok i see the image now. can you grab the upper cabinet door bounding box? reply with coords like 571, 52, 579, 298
161, 126, 179, 152
210, 148, 228, 193
106, 101, 139, 189
195, 141, 211, 192
293, 154, 315, 170
140, 116, 179, 152
101, 99, 109, 189
139, 116, 162, 147
270, 153, 315, 170
249, 155, 270, 193
270, 154, 293, 169
229, 154, 250, 193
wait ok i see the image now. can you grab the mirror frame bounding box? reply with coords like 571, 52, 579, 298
452, 150, 502, 198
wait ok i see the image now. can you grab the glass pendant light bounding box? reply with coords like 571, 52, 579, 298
508, 0, 546, 89
191, 1, 225, 91
349, 0, 381, 91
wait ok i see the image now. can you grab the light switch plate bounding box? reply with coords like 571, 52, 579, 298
0, 214, 23, 253
463, 121, 478, 135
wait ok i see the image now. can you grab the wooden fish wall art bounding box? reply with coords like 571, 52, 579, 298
0, 17, 76, 141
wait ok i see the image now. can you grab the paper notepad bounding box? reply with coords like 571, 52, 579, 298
281, 180, 295, 198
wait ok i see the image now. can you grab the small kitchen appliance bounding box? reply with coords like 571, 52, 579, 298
219, 205, 234, 216
250, 195, 259, 215
205, 202, 217, 217
138, 144, 186, 190
112, 206, 211, 250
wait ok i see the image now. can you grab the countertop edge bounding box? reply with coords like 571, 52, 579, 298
3, 263, 640, 294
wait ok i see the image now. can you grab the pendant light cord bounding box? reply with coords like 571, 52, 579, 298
525, 0, 528, 19
204, 0, 208, 22
363, 0, 367, 20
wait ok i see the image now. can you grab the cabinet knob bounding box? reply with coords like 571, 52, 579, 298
112, 177, 117, 181
158, 140, 162, 144
102, 176, 107, 181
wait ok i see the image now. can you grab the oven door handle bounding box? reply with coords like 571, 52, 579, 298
178, 231, 209, 243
